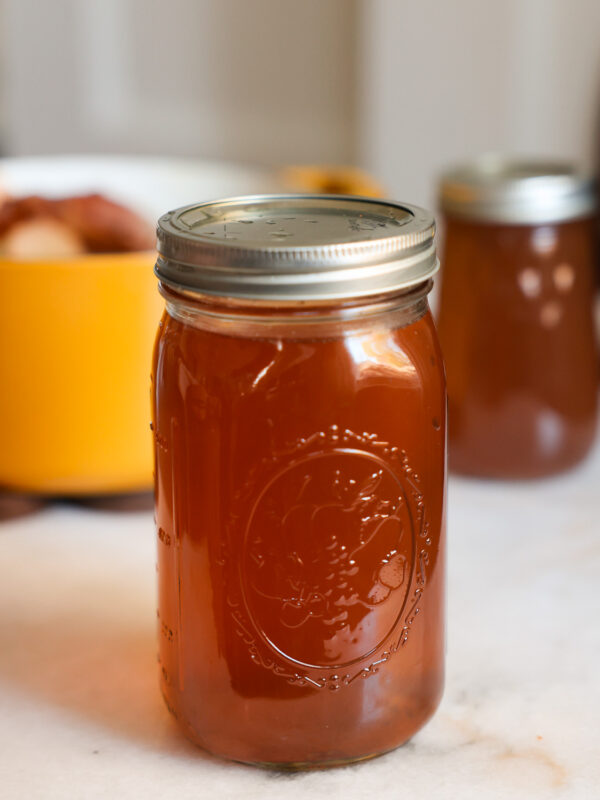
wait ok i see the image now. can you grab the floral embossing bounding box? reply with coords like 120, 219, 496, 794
223, 427, 432, 687
243, 450, 413, 668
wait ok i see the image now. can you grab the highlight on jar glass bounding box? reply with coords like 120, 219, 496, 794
152, 194, 447, 768
437, 158, 599, 479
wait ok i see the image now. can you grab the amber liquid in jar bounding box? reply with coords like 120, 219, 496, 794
438, 217, 598, 478
152, 287, 446, 767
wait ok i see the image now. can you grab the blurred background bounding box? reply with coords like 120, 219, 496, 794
2, 0, 600, 209
1, 3, 600, 795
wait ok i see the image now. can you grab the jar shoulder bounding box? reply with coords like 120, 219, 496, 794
153, 308, 445, 400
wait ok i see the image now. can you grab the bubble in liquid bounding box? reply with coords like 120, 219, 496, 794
553, 263, 575, 292
540, 301, 562, 328
531, 226, 557, 255
379, 553, 406, 589
518, 267, 542, 298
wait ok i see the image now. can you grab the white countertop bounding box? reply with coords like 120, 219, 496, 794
1, 443, 599, 800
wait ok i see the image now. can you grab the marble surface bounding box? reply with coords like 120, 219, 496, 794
1, 442, 599, 800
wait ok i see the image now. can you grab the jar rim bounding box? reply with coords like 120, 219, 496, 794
439, 156, 597, 224
155, 194, 438, 301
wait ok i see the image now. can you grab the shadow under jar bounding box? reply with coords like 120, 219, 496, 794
437, 159, 599, 479
152, 195, 446, 767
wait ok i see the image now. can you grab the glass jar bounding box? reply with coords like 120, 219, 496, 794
152, 195, 446, 767
437, 160, 599, 479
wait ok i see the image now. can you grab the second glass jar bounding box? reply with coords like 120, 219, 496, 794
437, 159, 599, 479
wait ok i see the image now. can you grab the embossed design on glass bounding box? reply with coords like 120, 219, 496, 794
214, 427, 436, 695
245, 452, 410, 666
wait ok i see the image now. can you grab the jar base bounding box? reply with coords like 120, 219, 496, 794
234, 747, 401, 771
448, 445, 595, 480
162, 690, 428, 770
181, 728, 412, 771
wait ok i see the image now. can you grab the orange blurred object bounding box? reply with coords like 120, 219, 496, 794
0, 249, 162, 493
0, 155, 277, 496
281, 165, 385, 198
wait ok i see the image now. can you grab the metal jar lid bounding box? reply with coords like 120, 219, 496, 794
439, 157, 597, 225
155, 194, 437, 302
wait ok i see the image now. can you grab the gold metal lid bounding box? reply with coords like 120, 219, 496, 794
155, 194, 437, 301
439, 157, 597, 224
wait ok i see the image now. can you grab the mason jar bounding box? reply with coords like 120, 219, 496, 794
152, 195, 446, 767
437, 160, 598, 479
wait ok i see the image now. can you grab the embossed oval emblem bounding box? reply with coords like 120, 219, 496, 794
241, 449, 415, 670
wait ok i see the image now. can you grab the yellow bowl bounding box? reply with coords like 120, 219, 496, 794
0, 251, 162, 494
0, 155, 277, 494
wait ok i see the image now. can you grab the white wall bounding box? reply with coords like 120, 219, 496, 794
1, 0, 599, 205
356, 0, 600, 210
1, 0, 356, 165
